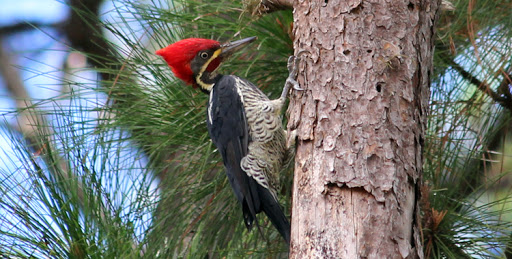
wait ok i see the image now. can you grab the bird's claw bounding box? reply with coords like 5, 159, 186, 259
286, 56, 297, 76
280, 51, 308, 100
287, 51, 309, 90
286, 56, 299, 80
286, 78, 303, 91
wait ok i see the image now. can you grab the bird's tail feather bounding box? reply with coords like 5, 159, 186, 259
257, 185, 291, 244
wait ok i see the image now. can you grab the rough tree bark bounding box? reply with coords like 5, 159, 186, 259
287, 0, 440, 258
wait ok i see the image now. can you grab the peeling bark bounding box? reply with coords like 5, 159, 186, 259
288, 0, 440, 258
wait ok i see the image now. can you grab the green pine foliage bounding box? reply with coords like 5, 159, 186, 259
1, 0, 512, 258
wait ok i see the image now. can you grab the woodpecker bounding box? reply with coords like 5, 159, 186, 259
156, 37, 300, 244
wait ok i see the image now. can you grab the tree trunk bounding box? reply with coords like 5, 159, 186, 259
287, 0, 440, 258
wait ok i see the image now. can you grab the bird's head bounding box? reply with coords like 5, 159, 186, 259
156, 36, 257, 92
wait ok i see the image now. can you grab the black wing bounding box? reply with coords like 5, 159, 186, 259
206, 75, 261, 229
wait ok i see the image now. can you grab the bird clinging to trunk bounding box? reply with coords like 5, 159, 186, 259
156, 36, 301, 244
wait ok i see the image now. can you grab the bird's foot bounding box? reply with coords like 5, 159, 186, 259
280, 52, 307, 100
286, 55, 303, 91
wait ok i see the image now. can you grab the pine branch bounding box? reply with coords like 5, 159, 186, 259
443, 55, 512, 111
498, 67, 512, 103
0, 21, 63, 35
65, 0, 120, 82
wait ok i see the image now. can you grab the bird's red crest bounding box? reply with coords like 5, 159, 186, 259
155, 38, 220, 85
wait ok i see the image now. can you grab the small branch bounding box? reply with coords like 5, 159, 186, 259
0, 21, 63, 36
498, 67, 512, 101
437, 42, 512, 111
446, 57, 512, 110
0, 37, 38, 138
450, 60, 502, 100
243, 0, 293, 16
65, 0, 119, 82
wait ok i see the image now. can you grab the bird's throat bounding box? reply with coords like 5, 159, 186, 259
196, 72, 216, 92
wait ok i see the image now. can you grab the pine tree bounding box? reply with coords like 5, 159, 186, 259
0, 0, 511, 258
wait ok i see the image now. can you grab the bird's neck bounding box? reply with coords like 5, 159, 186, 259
196, 72, 222, 93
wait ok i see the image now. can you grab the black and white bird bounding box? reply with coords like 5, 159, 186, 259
156, 36, 301, 243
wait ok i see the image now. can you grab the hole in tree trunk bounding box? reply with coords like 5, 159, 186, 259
376, 83, 382, 92
408, 2, 415, 11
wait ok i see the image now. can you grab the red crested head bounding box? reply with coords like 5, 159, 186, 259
155, 38, 220, 85
156, 37, 257, 91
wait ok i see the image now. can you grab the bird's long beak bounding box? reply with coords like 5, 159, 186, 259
219, 36, 257, 59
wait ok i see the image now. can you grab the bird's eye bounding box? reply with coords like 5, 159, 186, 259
200, 52, 209, 59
